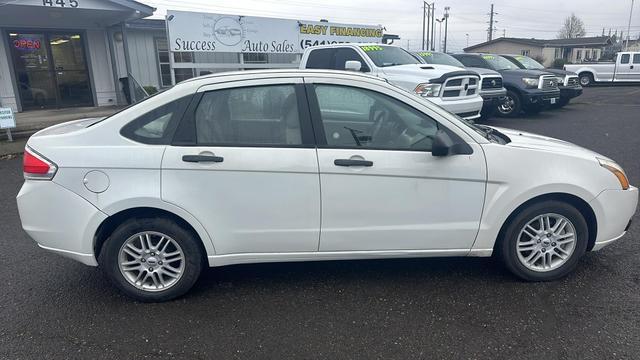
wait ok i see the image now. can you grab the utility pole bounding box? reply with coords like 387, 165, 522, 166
626, 0, 635, 50
503, 29, 506, 37
443, 6, 450, 53
436, 18, 444, 51
487, 4, 497, 41
421, 2, 426, 50
431, 4, 436, 50
465, 33, 469, 48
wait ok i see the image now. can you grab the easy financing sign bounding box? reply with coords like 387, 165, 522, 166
166, 10, 383, 54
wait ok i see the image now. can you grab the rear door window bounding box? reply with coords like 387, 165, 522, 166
633, 54, 640, 64
305, 49, 335, 69
121, 96, 191, 144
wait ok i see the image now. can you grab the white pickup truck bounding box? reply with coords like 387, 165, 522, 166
299, 44, 484, 120
564, 51, 640, 86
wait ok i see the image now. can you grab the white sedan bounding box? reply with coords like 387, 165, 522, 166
17, 70, 637, 302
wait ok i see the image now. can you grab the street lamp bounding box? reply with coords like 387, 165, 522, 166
436, 18, 444, 51
465, 33, 469, 48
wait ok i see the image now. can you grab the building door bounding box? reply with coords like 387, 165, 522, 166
8, 31, 93, 110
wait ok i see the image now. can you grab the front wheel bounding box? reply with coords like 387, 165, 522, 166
496, 90, 522, 117
579, 73, 593, 87
99, 217, 204, 302
499, 200, 588, 281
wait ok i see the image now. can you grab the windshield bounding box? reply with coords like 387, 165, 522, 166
510, 55, 545, 70
360, 45, 421, 67
416, 51, 465, 68
482, 54, 520, 71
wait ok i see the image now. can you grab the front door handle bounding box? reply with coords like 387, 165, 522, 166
182, 155, 224, 163
631, 65, 634, 69
334, 159, 373, 167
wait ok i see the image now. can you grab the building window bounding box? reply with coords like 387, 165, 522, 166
576, 50, 582, 61
520, 50, 530, 56
554, 48, 561, 59
243, 53, 268, 64
156, 38, 194, 87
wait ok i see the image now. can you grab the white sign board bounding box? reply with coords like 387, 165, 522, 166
167, 10, 383, 54
0, 108, 16, 129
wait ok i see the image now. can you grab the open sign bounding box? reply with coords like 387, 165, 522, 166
14, 39, 41, 50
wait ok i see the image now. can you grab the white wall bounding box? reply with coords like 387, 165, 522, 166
86, 29, 118, 107
0, 30, 18, 111
126, 29, 165, 90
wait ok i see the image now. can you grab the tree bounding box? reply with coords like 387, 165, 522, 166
557, 13, 586, 39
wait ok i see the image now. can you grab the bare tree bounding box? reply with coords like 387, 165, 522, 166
558, 13, 586, 39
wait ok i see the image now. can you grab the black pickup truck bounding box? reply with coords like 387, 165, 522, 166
452, 53, 560, 117
501, 54, 582, 108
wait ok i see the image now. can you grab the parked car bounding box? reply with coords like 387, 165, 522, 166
18, 70, 637, 302
300, 43, 484, 120
412, 50, 506, 118
452, 53, 560, 117
564, 52, 640, 86
501, 54, 582, 108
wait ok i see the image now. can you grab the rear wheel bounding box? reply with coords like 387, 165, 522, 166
579, 73, 593, 87
496, 90, 521, 117
499, 200, 588, 281
99, 217, 204, 302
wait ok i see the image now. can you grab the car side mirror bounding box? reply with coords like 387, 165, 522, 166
431, 130, 473, 157
345, 60, 363, 72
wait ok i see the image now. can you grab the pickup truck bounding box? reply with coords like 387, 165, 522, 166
564, 52, 640, 86
412, 51, 506, 118
453, 53, 560, 117
501, 54, 582, 107
299, 44, 484, 120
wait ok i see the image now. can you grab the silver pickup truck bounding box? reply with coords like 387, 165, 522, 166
564, 52, 640, 86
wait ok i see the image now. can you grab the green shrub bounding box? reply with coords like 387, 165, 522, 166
143, 86, 158, 95
552, 58, 566, 69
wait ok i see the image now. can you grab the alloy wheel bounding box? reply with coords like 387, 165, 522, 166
498, 96, 515, 115
118, 231, 186, 292
516, 213, 576, 272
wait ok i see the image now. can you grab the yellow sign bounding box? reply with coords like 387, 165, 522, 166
360, 45, 384, 52
417, 51, 433, 57
482, 55, 496, 60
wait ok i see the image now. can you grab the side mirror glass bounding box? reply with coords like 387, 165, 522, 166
345, 60, 363, 72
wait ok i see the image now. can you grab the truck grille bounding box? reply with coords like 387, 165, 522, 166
539, 75, 558, 90
481, 76, 503, 90
566, 76, 579, 87
441, 76, 479, 99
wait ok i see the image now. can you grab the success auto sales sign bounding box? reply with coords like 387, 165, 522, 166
167, 10, 383, 54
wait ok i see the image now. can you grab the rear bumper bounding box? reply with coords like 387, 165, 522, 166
16, 180, 106, 266
589, 186, 638, 251
429, 95, 484, 120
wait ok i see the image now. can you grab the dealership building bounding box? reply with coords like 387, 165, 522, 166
0, 0, 386, 113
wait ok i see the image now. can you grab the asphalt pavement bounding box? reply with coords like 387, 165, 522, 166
1, 86, 639, 359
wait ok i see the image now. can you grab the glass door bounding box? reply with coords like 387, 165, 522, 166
49, 33, 93, 107
8, 33, 58, 110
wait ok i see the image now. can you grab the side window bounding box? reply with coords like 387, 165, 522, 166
620, 54, 630, 64
333, 48, 371, 72
195, 85, 303, 146
121, 95, 191, 144
633, 54, 640, 64
305, 49, 335, 69
313, 84, 439, 151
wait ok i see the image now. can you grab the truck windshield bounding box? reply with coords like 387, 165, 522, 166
482, 55, 520, 71
511, 55, 545, 70
416, 51, 465, 68
360, 45, 421, 67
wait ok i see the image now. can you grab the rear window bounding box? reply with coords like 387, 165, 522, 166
120, 96, 192, 144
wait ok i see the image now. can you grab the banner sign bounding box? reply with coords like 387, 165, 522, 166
0, 108, 16, 129
167, 10, 383, 54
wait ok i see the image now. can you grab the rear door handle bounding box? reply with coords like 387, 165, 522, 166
334, 159, 373, 167
182, 155, 224, 163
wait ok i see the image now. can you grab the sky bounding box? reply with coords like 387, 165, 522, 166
140, 0, 639, 52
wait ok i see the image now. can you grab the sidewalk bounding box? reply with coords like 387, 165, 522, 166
1, 106, 125, 157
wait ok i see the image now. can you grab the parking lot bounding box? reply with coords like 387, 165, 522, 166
0, 86, 639, 359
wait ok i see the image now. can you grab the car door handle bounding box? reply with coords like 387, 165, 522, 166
334, 159, 373, 167
631, 65, 635, 69
182, 155, 224, 163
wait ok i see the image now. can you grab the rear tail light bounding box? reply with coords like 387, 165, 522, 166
23, 146, 57, 180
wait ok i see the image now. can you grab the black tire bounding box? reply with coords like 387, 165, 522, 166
579, 73, 593, 87
498, 200, 588, 282
496, 90, 522, 118
99, 217, 204, 302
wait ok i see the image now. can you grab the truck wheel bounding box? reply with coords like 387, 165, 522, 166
496, 90, 521, 118
579, 73, 593, 87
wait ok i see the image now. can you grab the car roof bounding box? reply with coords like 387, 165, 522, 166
177, 69, 386, 87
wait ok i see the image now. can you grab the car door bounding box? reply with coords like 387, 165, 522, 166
614, 53, 633, 81
305, 77, 487, 252
161, 78, 321, 255
631, 54, 640, 81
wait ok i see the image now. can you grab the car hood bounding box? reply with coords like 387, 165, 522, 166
542, 68, 578, 76
466, 67, 501, 77
492, 127, 606, 160
499, 69, 553, 77
381, 63, 463, 78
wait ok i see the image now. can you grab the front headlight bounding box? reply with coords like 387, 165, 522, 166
521, 77, 538, 88
414, 83, 441, 97
598, 158, 630, 190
